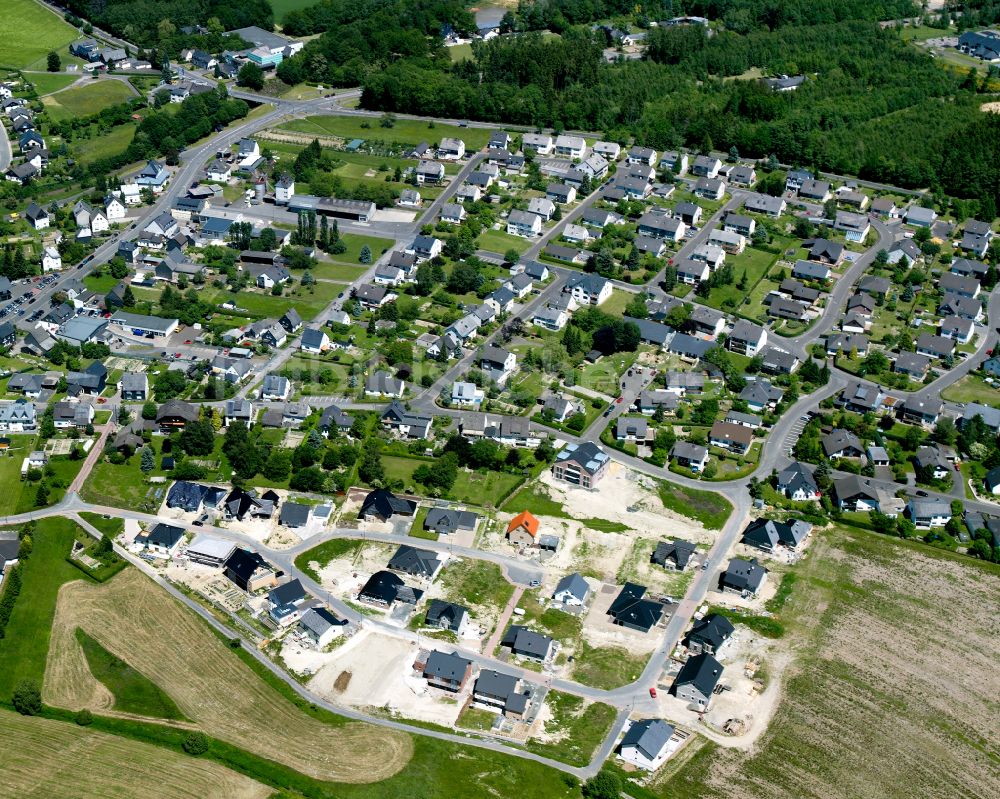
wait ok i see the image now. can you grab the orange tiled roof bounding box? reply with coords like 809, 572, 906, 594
506, 510, 539, 537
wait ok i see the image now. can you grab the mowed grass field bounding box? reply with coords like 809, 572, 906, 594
1, 0, 79, 69
281, 115, 493, 150
652, 528, 1000, 799
45, 568, 414, 783
0, 710, 271, 799
42, 80, 134, 122
28, 71, 79, 95
271, 0, 318, 22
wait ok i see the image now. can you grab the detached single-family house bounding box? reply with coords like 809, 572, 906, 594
671, 653, 723, 708
619, 719, 675, 771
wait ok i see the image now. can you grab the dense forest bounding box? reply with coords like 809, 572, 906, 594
62, 0, 272, 46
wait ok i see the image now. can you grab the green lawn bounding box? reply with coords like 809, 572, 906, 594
42, 80, 134, 122
575, 350, 639, 395
571, 643, 648, 690
271, 0, 319, 22
293, 538, 367, 581
439, 561, 514, 613
941, 375, 1000, 407
331, 233, 393, 266
1, 0, 79, 69
599, 288, 634, 316
0, 436, 35, 514
702, 243, 783, 312
78, 512, 125, 539
312, 260, 368, 282
478, 229, 533, 256
380, 455, 522, 507
525, 692, 617, 767
75, 629, 186, 720
448, 42, 474, 62
75, 123, 136, 165
281, 115, 492, 150
501, 483, 569, 517
0, 518, 84, 700
28, 71, 79, 96
657, 480, 733, 530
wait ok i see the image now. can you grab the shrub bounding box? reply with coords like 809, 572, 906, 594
12, 679, 42, 716
75, 709, 94, 726
182, 731, 210, 755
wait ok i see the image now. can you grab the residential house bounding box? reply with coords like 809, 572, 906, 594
451, 381, 485, 407
424, 509, 478, 537
739, 379, 783, 412
719, 558, 767, 595
685, 614, 735, 656
500, 626, 554, 662
834, 211, 870, 242
723, 213, 755, 237
908, 498, 951, 529
359, 489, 417, 522
798, 178, 831, 201
259, 374, 290, 401
833, 475, 881, 512
619, 719, 675, 771
904, 205, 937, 227
822, 429, 864, 459
742, 518, 812, 551
552, 442, 610, 488
708, 421, 753, 454
388, 545, 443, 580
480, 346, 517, 385
671, 441, 709, 473
552, 573, 590, 606
671, 653, 723, 708
898, 396, 941, 425
707, 228, 745, 254
365, 371, 405, 398
743, 192, 785, 217
135, 523, 185, 558
425, 601, 472, 636
506, 511, 541, 547
894, 351, 932, 379
299, 607, 346, 648
727, 320, 767, 356
607, 583, 663, 632
564, 274, 612, 306
506, 209, 542, 237
651, 539, 697, 571
694, 176, 725, 200
777, 462, 820, 501
381, 400, 432, 439
268, 579, 309, 626
473, 670, 530, 718
915, 333, 956, 360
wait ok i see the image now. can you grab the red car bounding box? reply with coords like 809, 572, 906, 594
184, 339, 192, 344
649, 687, 657, 699
616, 396, 624, 404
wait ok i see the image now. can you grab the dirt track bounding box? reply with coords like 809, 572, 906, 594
45, 569, 413, 784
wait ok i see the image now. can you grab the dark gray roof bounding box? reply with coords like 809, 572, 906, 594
673, 652, 723, 697
651, 539, 697, 569
721, 558, 767, 592
387, 544, 440, 578
269, 578, 307, 607
501, 625, 553, 658
279, 502, 311, 527
425, 599, 469, 631
423, 650, 472, 682
685, 614, 734, 651
424, 507, 478, 535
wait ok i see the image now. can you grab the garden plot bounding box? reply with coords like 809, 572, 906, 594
307, 629, 464, 727
577, 585, 666, 654
164, 560, 246, 611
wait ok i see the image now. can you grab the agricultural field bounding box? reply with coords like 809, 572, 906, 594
42, 79, 134, 122
1, 0, 79, 70
281, 115, 493, 150
44, 568, 414, 783
0, 710, 271, 799
654, 528, 1000, 799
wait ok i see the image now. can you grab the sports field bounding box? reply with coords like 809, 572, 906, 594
45, 568, 413, 783
1, 0, 79, 70
42, 80, 134, 122
0, 709, 270, 799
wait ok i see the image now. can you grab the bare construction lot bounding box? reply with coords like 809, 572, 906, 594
0, 709, 270, 799
44, 568, 413, 784
653, 528, 1000, 799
